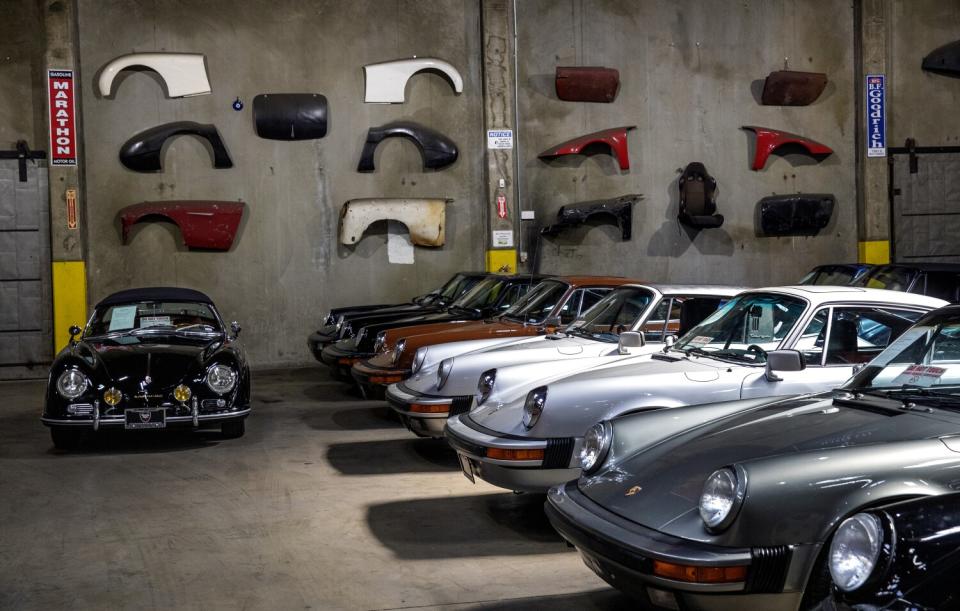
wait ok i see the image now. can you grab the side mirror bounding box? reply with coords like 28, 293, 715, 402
230, 321, 242, 338
663, 335, 677, 348
618, 331, 645, 354
68, 325, 82, 342
765, 349, 805, 382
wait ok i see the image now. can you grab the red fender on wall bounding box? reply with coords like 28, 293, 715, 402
120, 201, 245, 251
742, 126, 834, 171
538, 126, 635, 170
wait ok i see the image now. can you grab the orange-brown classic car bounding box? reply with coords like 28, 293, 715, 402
351, 276, 637, 397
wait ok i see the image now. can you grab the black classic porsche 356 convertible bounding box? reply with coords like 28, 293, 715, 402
41, 287, 250, 449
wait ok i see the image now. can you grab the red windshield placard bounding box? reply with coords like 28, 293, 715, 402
48, 69, 77, 166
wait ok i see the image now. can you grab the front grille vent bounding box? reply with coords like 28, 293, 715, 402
748, 545, 792, 593
543, 437, 575, 468
449, 395, 473, 416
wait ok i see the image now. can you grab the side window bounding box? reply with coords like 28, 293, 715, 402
795, 309, 829, 366
825, 307, 923, 365
577, 288, 610, 316
923, 273, 959, 302
642, 299, 673, 342
555, 289, 582, 324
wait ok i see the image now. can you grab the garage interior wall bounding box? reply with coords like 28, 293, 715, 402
517, 0, 857, 285
76, 0, 485, 367
0, 0, 46, 148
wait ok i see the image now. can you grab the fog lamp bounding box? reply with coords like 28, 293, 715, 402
103, 387, 122, 406
174, 384, 192, 403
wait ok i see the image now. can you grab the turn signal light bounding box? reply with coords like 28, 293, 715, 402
174, 384, 192, 403
103, 387, 122, 406
486, 448, 545, 461
370, 375, 404, 384
409, 403, 451, 414
652, 560, 747, 584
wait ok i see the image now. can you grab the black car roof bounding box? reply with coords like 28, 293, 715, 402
96, 287, 214, 307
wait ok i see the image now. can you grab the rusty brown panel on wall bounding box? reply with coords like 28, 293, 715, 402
555, 66, 620, 103
760, 70, 828, 106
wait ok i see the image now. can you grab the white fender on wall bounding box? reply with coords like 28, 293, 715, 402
363, 57, 463, 103
339, 198, 453, 247
98, 53, 211, 98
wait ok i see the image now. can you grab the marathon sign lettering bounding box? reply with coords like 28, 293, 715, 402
48, 69, 78, 166
866, 74, 885, 158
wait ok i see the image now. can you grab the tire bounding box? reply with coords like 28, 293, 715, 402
50, 426, 84, 450
220, 418, 245, 439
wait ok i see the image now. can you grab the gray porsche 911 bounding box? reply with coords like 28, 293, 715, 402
546, 304, 960, 610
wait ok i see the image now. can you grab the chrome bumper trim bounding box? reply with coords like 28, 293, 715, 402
42, 408, 250, 427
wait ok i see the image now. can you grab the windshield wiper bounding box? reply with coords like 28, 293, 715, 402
861, 386, 960, 411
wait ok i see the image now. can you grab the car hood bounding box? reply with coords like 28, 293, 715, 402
383, 319, 524, 347
77, 336, 217, 391
470, 355, 745, 438
580, 394, 960, 546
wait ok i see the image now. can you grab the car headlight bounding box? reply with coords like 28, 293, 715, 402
579, 421, 612, 473
829, 513, 883, 592
374, 332, 387, 354
393, 339, 406, 365
56, 369, 89, 399
522, 386, 548, 429
411, 347, 427, 374
205, 364, 237, 395
699, 467, 746, 533
476, 369, 497, 406
437, 358, 454, 390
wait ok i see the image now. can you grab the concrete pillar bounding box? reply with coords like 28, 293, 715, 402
480, 0, 518, 273
43, 0, 87, 350
857, 0, 892, 264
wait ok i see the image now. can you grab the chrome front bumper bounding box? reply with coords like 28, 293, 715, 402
42, 407, 250, 428
444, 414, 579, 493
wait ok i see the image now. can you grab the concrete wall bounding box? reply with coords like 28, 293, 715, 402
889, 0, 960, 145
76, 0, 485, 367
516, 0, 858, 286
0, 0, 46, 150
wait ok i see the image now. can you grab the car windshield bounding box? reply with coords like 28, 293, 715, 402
845, 311, 960, 402
502, 280, 568, 323
438, 273, 477, 300
673, 292, 807, 363
566, 287, 655, 342
853, 265, 915, 291
799, 266, 864, 286
86, 301, 222, 337
450, 277, 509, 311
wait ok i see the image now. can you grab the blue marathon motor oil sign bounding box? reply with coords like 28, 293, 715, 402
866, 74, 886, 158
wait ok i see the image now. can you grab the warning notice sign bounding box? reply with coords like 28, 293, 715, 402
48, 69, 78, 166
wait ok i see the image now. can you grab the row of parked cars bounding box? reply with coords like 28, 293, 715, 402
311, 262, 960, 610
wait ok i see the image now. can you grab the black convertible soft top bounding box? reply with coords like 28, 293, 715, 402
96, 287, 214, 308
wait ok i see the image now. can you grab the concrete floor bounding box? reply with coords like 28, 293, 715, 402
0, 368, 632, 610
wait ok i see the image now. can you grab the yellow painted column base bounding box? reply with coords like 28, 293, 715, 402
52, 261, 87, 353
486, 249, 517, 274
858, 240, 890, 265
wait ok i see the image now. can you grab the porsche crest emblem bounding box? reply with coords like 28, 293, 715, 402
139, 410, 152, 423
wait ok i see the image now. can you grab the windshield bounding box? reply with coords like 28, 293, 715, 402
86, 301, 222, 337
438, 273, 480, 300
451, 277, 510, 310
845, 312, 960, 397
566, 287, 655, 342
503, 280, 568, 323
853, 265, 916, 291
799, 266, 864, 286
674, 292, 807, 363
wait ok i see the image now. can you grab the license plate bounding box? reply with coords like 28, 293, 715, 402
125, 408, 166, 429
458, 454, 476, 483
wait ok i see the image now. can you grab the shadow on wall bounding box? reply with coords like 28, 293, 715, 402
366, 492, 570, 559
646, 168, 735, 258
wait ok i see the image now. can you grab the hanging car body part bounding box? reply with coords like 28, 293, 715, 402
742, 126, 834, 171
758, 194, 835, 236
555, 66, 620, 103
120, 200, 245, 251
540, 194, 641, 241
119, 122, 233, 172
363, 57, 463, 103
98, 53, 211, 98
678, 162, 723, 229
339, 198, 453, 247
357, 121, 458, 172
760, 70, 828, 106
253, 93, 328, 140
538, 126, 635, 170
922, 40, 960, 78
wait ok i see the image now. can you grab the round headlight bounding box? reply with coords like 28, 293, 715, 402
699, 467, 746, 532
374, 332, 387, 354
579, 421, 612, 473
393, 339, 407, 365
522, 386, 548, 429
476, 369, 497, 406
56, 369, 88, 399
103, 387, 122, 406
411, 348, 427, 374
173, 384, 192, 403
829, 513, 883, 592
206, 364, 237, 395
437, 358, 454, 390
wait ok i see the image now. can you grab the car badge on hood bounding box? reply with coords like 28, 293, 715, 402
139, 410, 152, 423
625, 485, 642, 497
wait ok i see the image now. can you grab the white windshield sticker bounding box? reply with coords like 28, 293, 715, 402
140, 315, 171, 328
688, 335, 713, 347
109, 305, 137, 331
892, 364, 946, 387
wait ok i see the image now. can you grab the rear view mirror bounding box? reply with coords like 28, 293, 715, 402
663, 335, 677, 348
619, 331, 645, 354
230, 321, 242, 338
68, 325, 82, 342
765, 349, 805, 381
